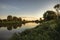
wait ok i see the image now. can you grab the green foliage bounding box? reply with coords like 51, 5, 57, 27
7, 15, 13, 21
43, 11, 57, 21
10, 20, 60, 40
54, 4, 60, 10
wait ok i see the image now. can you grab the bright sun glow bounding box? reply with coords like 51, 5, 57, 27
22, 17, 39, 21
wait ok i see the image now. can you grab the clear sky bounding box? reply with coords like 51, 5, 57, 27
0, 0, 60, 19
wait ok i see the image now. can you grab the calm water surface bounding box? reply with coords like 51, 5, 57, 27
0, 23, 39, 40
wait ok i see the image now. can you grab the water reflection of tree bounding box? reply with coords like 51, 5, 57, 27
7, 25, 12, 30
7, 24, 22, 30
0, 23, 22, 30
13, 25, 17, 29
13, 24, 22, 29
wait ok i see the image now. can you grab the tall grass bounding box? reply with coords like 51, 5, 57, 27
10, 20, 60, 40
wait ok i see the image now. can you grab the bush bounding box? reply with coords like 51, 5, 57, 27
10, 20, 60, 40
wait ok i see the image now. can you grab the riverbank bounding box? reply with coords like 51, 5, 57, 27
10, 20, 60, 40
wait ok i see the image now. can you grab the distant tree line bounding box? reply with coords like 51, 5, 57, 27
7, 15, 22, 21
0, 15, 22, 23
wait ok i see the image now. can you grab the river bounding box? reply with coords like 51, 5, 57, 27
0, 23, 39, 40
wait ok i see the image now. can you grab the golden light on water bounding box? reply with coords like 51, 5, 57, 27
22, 23, 39, 28
22, 17, 39, 21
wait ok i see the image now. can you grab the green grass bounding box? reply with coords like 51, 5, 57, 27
10, 20, 60, 40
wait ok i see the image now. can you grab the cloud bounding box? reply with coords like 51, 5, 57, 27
0, 4, 19, 11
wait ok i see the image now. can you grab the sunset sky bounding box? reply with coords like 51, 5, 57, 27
0, 0, 60, 19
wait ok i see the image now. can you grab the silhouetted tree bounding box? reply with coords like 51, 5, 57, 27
13, 16, 18, 21
40, 18, 42, 21
43, 10, 57, 21
23, 19, 26, 25
54, 4, 60, 19
35, 20, 39, 23
2, 19, 7, 22
7, 15, 12, 21
18, 17, 22, 22
23, 19, 26, 22
40, 18, 43, 23
0, 19, 2, 22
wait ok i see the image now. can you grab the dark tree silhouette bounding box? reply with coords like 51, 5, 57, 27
18, 17, 22, 22
54, 4, 60, 10
7, 15, 12, 21
23, 19, 26, 22
2, 19, 7, 22
54, 4, 60, 19
43, 10, 57, 20
13, 16, 18, 21
40, 18, 43, 23
0, 19, 2, 22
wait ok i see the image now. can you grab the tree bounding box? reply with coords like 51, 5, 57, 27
40, 18, 43, 23
2, 19, 7, 22
0, 19, 2, 22
18, 17, 22, 22
54, 4, 60, 19
43, 10, 57, 20
13, 16, 18, 21
7, 15, 12, 21
40, 18, 42, 21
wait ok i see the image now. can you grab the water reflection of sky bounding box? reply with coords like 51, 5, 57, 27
0, 23, 39, 40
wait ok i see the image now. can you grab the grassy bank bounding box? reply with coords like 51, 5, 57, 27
10, 20, 60, 40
